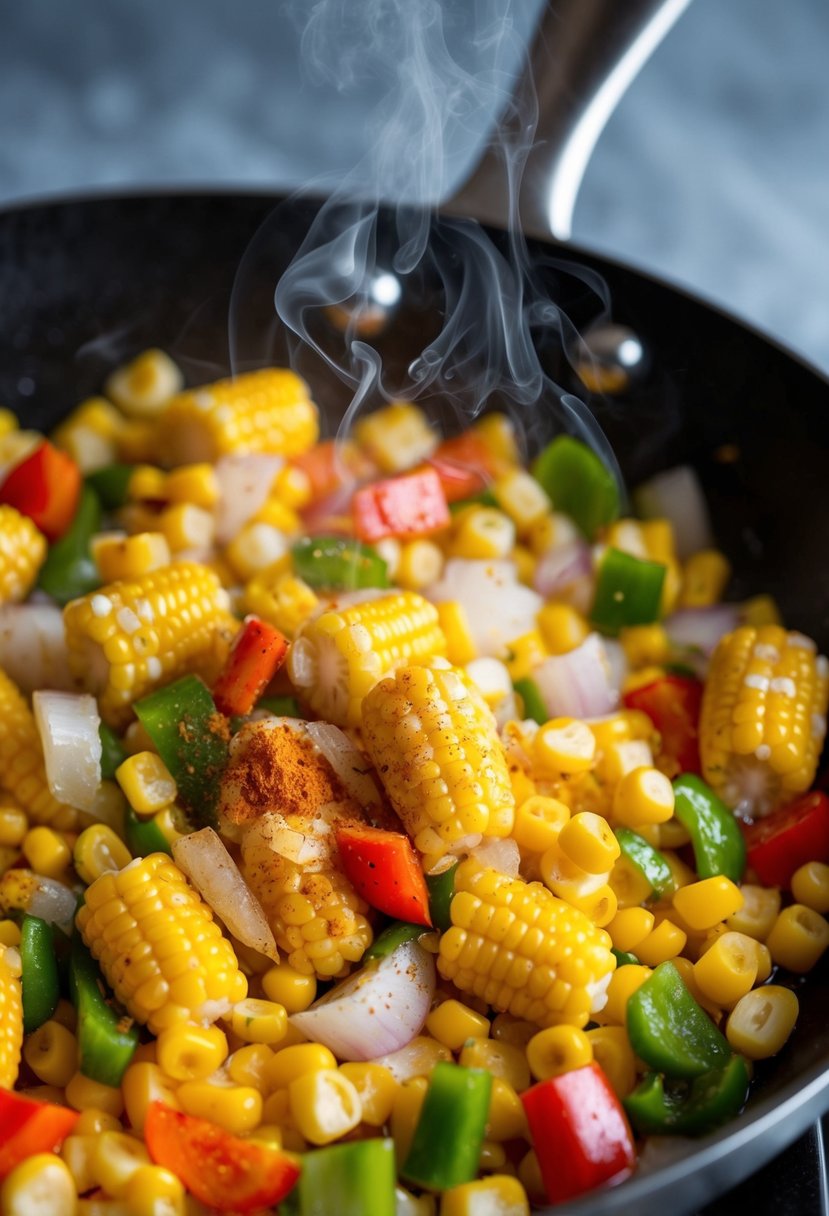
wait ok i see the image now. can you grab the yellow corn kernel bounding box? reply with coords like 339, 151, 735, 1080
289, 1068, 362, 1146
693, 931, 759, 1006
354, 403, 436, 473
482, 1077, 527, 1142
252, 498, 301, 535
533, 717, 596, 776
73, 825, 133, 885
339, 1063, 398, 1126
557, 811, 620, 874
177, 1081, 263, 1135
164, 464, 219, 509
586, 1025, 637, 1099
612, 766, 674, 829
655, 818, 691, 849
0, 920, 20, 947
618, 624, 670, 668
441, 1175, 530, 1216
1, 1153, 76, 1216
123, 1164, 185, 1216
230, 998, 288, 1046
0, 505, 47, 606
501, 632, 546, 684
227, 1044, 273, 1092
127, 465, 167, 501
391, 1077, 429, 1165
93, 1131, 151, 1198
22, 1019, 77, 1087
511, 796, 570, 855
93, 532, 172, 584
450, 507, 516, 560
742, 594, 782, 628
595, 965, 652, 1026
526, 1024, 593, 1081
397, 540, 445, 591
635, 918, 687, 967
659, 849, 697, 893
151, 805, 189, 849
680, 550, 731, 608
511, 546, 536, 586
725, 885, 781, 940
477, 1142, 508, 1173
672, 876, 744, 931
608, 855, 654, 909
244, 570, 318, 639
121, 1063, 180, 1134
72, 1111, 121, 1139
0, 408, 16, 438
493, 470, 550, 533
426, 999, 490, 1051
754, 942, 773, 983
0, 805, 28, 848
156, 1023, 229, 1082
66, 1071, 125, 1117
517, 1150, 545, 1205
458, 1039, 530, 1094
261, 963, 317, 1014
471, 412, 519, 465
726, 985, 799, 1060
435, 602, 478, 666
791, 862, 829, 914
265, 1042, 338, 1091
61, 1134, 98, 1197
21, 826, 71, 880
272, 464, 312, 510
607, 907, 655, 954
596, 740, 655, 788
106, 349, 183, 418
157, 503, 215, 554
249, 1124, 283, 1151
766, 904, 829, 972
490, 1014, 536, 1050
535, 602, 589, 656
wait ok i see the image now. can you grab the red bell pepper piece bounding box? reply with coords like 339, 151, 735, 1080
623, 674, 703, 775
0, 1090, 79, 1178
743, 790, 829, 888
521, 1062, 636, 1204
213, 616, 289, 718
426, 433, 497, 503
0, 441, 81, 541
291, 439, 375, 503
352, 467, 450, 544
145, 1103, 300, 1212
336, 824, 432, 926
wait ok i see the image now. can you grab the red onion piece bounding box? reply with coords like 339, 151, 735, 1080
533, 539, 592, 599
633, 465, 713, 560
533, 633, 619, 719
214, 454, 285, 545
665, 605, 740, 657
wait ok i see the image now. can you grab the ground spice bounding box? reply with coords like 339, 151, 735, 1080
220, 723, 352, 825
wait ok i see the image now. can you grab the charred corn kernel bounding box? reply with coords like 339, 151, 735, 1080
227, 1043, 273, 1091
339, 1063, 398, 1126
354, 403, 436, 473
106, 349, 183, 418
73, 825, 132, 886
526, 1024, 593, 1081
151, 805, 189, 849
61, 1135, 98, 1197
0, 944, 23, 1088
160, 368, 318, 465
619, 623, 669, 668
597, 739, 654, 787
74, 1109, 122, 1136
261, 962, 317, 1013
635, 919, 687, 967
612, 766, 674, 828
0, 669, 75, 829
93, 1132, 151, 1198
163, 464, 219, 509
726, 985, 799, 1059
0, 506, 47, 604
766, 904, 829, 972
391, 1077, 429, 1165
121, 1063, 179, 1133
177, 1082, 263, 1134
0, 805, 28, 847
441, 1175, 530, 1216
22, 826, 71, 879
362, 663, 514, 860
229, 998, 288, 1045
493, 469, 550, 533
512, 796, 569, 854
533, 717, 596, 776
791, 862, 829, 914
272, 463, 312, 510
595, 965, 652, 1026
680, 550, 731, 609
536, 602, 589, 655
485, 1077, 528, 1141
673, 876, 744, 931
64, 564, 235, 728
700, 625, 829, 815
266, 1042, 338, 1091
157, 503, 215, 554
156, 1023, 229, 1081
123, 1165, 185, 1216
290, 591, 446, 728
1, 1153, 76, 1216
450, 507, 516, 560
743, 594, 782, 628
503, 631, 547, 682
397, 540, 444, 590
436, 602, 478, 665
66, 1071, 125, 1117
607, 907, 655, 953
726, 885, 781, 940
289, 1068, 362, 1145
586, 1026, 636, 1099
693, 931, 759, 1006
0, 919, 20, 946
77, 853, 247, 1034
93, 533, 171, 583
244, 569, 318, 639
115, 752, 177, 817
558, 812, 620, 874
23, 1019, 77, 1087
426, 998, 490, 1051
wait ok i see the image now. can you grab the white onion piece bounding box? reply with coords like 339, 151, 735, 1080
533, 539, 592, 599
665, 605, 740, 658
0, 604, 73, 693
243, 811, 331, 867
25, 874, 77, 935
173, 828, 278, 961
633, 465, 713, 560
372, 1034, 452, 1082
601, 638, 628, 696
305, 721, 384, 813
33, 691, 102, 812
533, 633, 618, 719
470, 837, 520, 878
427, 559, 542, 658
290, 938, 435, 1061
214, 454, 285, 544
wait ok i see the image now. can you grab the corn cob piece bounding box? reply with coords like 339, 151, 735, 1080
437, 860, 615, 1029
159, 368, 319, 467
0, 944, 22, 1088
362, 664, 515, 863
288, 591, 447, 727
700, 625, 829, 817
0, 505, 47, 604
0, 668, 76, 829
63, 563, 237, 727
77, 853, 247, 1035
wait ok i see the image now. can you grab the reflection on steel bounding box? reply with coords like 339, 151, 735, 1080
324, 270, 403, 338
575, 322, 647, 394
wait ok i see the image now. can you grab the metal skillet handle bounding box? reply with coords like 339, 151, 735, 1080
445, 0, 692, 241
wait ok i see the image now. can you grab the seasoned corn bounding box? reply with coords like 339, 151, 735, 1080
426, 999, 491, 1051
93, 532, 172, 582
0, 506, 46, 604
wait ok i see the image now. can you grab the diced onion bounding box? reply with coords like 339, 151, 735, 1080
26, 875, 77, 935
533, 539, 592, 599
305, 721, 384, 813
427, 559, 542, 658
244, 811, 331, 867
0, 604, 74, 694
469, 837, 520, 878
214, 454, 285, 545
533, 633, 619, 719
173, 828, 278, 961
290, 938, 435, 1061
665, 605, 740, 659
633, 465, 713, 560
33, 690, 102, 812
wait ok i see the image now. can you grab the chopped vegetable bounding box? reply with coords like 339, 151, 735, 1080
532, 435, 619, 540
36, 483, 102, 604
212, 615, 289, 717
19, 916, 59, 1035
32, 690, 102, 814
291, 535, 389, 590
624, 673, 703, 775
98, 721, 127, 781
512, 676, 548, 725
614, 829, 675, 901
673, 774, 746, 885
292, 1138, 395, 1216
86, 462, 135, 509
591, 548, 666, 636
0, 441, 82, 541
624, 1055, 750, 1136
626, 961, 732, 1078
402, 1062, 492, 1190
425, 863, 458, 933
0, 1090, 78, 1179
69, 936, 139, 1087
336, 824, 432, 926
743, 790, 829, 888
353, 468, 450, 543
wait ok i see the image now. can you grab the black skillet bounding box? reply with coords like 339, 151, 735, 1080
0, 3, 827, 1212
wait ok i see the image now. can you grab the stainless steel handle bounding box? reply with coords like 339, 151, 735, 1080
445, 0, 692, 240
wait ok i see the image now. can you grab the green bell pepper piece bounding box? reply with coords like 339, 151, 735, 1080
364, 922, 428, 961
293, 1138, 395, 1216
20, 915, 60, 1034
614, 828, 675, 900
611, 947, 640, 968
512, 677, 548, 726
124, 803, 172, 858
291, 536, 389, 591
98, 722, 127, 782
425, 863, 458, 934
591, 548, 666, 636
135, 676, 228, 829
672, 774, 746, 884
531, 435, 619, 540
403, 1062, 492, 1190
258, 695, 302, 717
69, 937, 139, 1087
624, 1055, 751, 1136
627, 961, 732, 1079
37, 484, 102, 604
86, 463, 135, 510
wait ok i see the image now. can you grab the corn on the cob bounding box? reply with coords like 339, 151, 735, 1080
0, 944, 23, 1087
700, 625, 829, 816
0, 668, 76, 829
63, 563, 237, 727
437, 860, 615, 1028
160, 369, 319, 466
362, 664, 515, 862
0, 506, 46, 604
77, 853, 247, 1034
288, 591, 446, 727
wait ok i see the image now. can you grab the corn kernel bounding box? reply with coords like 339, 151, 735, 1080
490, 1014, 537, 1050
391, 1077, 429, 1165
93, 1131, 151, 1197
1, 1153, 76, 1216
726, 985, 799, 1059
608, 855, 654, 909
61, 1134, 98, 1197
527, 511, 579, 557
435, 602, 478, 665
74, 1108, 123, 1136
635, 918, 687, 967
0, 805, 28, 847
586, 1026, 637, 1098
477, 1142, 508, 1173
680, 550, 731, 608
671, 876, 744, 931
484, 1077, 527, 1141
66, 1071, 125, 1117
0, 919, 21, 947
693, 931, 759, 1006
23, 1020, 78, 1088
106, 349, 183, 418
397, 540, 444, 591
493, 470, 550, 533
511, 796, 569, 854
754, 942, 773, 983
594, 965, 652, 1025
248, 1124, 283, 1150
73, 824, 133, 885
619, 624, 670, 668
791, 862, 829, 914
656, 818, 691, 849
526, 1024, 593, 1081
164, 464, 219, 509
458, 1039, 530, 1093
503, 631, 547, 683
511, 546, 536, 585
227, 1044, 274, 1092
441, 1175, 530, 1216
766, 904, 829, 972
354, 403, 436, 473
533, 717, 596, 775
121, 1063, 179, 1134
612, 767, 674, 829
607, 907, 655, 953
151, 804, 189, 848
273, 464, 312, 511
339, 1063, 398, 1126
597, 739, 654, 785
396, 1185, 437, 1216
177, 1081, 263, 1135
265, 1042, 337, 1090
21, 826, 71, 880
93, 531, 172, 583
741, 594, 782, 628
536, 602, 589, 655
517, 1150, 545, 1205
123, 1164, 186, 1216
725, 885, 781, 940
426, 999, 491, 1051
115, 752, 177, 816
261, 963, 317, 1014
230, 998, 288, 1046
289, 1068, 362, 1145
158, 503, 215, 554
227, 522, 291, 581
156, 1023, 229, 1082
450, 507, 515, 560
558, 811, 619, 874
